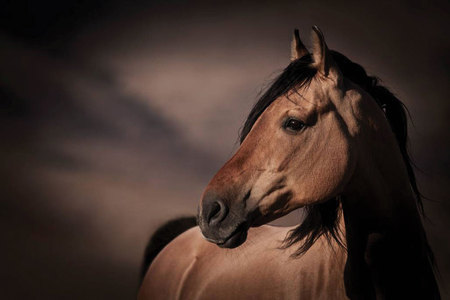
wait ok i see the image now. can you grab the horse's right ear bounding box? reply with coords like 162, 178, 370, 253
311, 26, 341, 81
291, 29, 309, 61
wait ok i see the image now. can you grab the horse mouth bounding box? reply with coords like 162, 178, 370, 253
215, 222, 249, 249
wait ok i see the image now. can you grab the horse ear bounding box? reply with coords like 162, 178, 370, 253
291, 29, 309, 61
311, 26, 341, 79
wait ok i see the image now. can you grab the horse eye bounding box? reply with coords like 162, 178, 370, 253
283, 118, 305, 132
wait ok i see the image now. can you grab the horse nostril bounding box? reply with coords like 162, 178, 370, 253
206, 200, 228, 226
207, 202, 220, 223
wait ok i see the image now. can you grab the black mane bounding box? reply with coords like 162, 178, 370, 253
239, 51, 432, 260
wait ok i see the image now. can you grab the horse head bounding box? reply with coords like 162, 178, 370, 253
197, 27, 396, 249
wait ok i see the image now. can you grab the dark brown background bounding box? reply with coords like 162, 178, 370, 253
1, 0, 449, 298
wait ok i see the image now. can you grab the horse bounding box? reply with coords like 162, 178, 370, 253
138, 27, 440, 299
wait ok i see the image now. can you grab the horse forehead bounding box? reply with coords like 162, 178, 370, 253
270, 88, 328, 113
292, 79, 340, 109
306, 78, 362, 115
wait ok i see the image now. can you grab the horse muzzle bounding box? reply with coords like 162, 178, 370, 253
197, 191, 251, 248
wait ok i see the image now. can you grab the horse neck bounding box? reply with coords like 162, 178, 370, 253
339, 125, 440, 299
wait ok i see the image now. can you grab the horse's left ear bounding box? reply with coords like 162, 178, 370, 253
311, 26, 342, 81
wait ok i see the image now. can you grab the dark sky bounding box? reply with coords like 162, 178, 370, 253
1, 0, 449, 298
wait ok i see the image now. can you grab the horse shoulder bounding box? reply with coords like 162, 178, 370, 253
138, 226, 204, 300
139, 225, 349, 300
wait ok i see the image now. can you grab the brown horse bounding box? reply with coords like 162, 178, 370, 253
139, 27, 440, 299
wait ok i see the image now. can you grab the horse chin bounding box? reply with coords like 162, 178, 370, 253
217, 227, 248, 249
206, 220, 249, 249
216, 210, 287, 248
215, 211, 279, 248
202, 208, 283, 249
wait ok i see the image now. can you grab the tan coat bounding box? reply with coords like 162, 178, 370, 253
139, 225, 348, 300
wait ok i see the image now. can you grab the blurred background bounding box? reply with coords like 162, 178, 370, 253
0, 0, 449, 298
